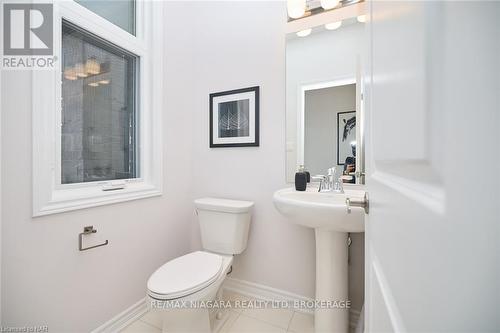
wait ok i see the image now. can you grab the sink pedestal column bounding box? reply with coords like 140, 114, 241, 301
314, 229, 349, 333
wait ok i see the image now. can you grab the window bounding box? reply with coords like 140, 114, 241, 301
61, 22, 138, 184
32, 1, 163, 216
75, 0, 135, 35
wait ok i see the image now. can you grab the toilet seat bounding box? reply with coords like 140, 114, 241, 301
147, 251, 223, 300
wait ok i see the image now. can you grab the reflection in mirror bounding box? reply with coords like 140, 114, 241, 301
304, 83, 356, 181
286, 19, 365, 184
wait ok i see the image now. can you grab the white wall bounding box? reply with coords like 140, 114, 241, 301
0, 3, 195, 331
187, 1, 317, 299
304, 84, 356, 176
286, 24, 364, 182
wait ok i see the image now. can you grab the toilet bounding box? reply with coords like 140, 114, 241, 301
147, 197, 254, 333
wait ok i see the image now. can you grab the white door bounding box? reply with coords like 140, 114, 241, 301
364, 1, 500, 332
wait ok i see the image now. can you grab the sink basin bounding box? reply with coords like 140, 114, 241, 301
273, 187, 365, 232
273, 185, 366, 333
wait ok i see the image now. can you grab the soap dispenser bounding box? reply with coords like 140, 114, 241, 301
295, 165, 307, 191
304, 167, 311, 183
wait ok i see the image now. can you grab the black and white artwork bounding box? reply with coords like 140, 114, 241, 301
210, 86, 259, 147
337, 111, 356, 165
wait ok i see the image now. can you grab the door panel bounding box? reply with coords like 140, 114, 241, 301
366, 1, 500, 332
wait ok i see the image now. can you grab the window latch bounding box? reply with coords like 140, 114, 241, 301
102, 181, 126, 192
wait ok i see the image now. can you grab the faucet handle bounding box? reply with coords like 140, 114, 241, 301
312, 175, 328, 192
311, 175, 327, 182
334, 177, 343, 191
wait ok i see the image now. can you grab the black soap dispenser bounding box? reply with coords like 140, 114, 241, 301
295, 165, 307, 191
304, 167, 311, 183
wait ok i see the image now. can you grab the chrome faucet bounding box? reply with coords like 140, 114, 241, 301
315, 167, 344, 193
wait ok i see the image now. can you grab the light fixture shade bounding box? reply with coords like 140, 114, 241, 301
74, 63, 88, 78
357, 15, 366, 23
85, 58, 100, 75
320, 0, 340, 10
287, 0, 306, 19
64, 68, 77, 81
296, 29, 312, 37
325, 21, 342, 30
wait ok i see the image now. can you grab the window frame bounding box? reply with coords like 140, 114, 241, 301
32, 0, 163, 216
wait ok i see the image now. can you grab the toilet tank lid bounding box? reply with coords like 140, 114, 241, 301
194, 197, 254, 213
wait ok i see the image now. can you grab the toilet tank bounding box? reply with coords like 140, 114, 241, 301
194, 198, 254, 255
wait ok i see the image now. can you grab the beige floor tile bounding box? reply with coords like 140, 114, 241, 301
121, 320, 161, 333
287, 312, 314, 333
217, 310, 240, 333
140, 310, 163, 329
241, 307, 294, 329
228, 314, 287, 333
223, 290, 254, 313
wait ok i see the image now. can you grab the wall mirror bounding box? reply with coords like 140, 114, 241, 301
286, 15, 366, 185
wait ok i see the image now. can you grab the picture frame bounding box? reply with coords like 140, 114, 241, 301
337, 111, 356, 165
209, 86, 260, 148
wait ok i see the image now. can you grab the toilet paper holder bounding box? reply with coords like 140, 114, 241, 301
79, 226, 109, 251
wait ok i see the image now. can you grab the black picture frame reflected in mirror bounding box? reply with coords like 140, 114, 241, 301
337, 111, 356, 166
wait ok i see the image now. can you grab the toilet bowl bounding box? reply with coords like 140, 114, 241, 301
147, 198, 253, 333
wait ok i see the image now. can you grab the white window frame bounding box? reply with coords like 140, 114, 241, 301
33, 0, 163, 216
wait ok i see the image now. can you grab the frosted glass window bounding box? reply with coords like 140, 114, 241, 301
61, 21, 138, 184
76, 0, 135, 35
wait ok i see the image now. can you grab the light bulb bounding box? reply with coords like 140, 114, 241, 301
98, 79, 110, 85
296, 29, 312, 37
325, 21, 342, 30
64, 68, 77, 81
357, 15, 366, 23
88, 82, 99, 87
320, 0, 340, 10
74, 63, 87, 78
287, 0, 306, 19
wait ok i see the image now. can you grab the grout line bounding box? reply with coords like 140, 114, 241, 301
221, 310, 241, 333
138, 317, 162, 331
285, 311, 296, 332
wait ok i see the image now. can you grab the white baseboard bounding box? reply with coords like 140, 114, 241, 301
91, 298, 148, 333
223, 277, 315, 314
223, 277, 361, 331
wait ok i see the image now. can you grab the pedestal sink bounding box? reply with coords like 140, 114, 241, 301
273, 186, 366, 333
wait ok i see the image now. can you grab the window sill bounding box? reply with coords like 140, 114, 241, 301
33, 182, 162, 217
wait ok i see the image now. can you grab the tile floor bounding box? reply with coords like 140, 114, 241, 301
121, 291, 314, 333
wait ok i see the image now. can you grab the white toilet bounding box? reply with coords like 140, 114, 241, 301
147, 197, 254, 333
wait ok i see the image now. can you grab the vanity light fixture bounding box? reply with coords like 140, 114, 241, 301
296, 28, 312, 37
325, 21, 342, 30
320, 0, 340, 10
287, 0, 306, 19
357, 15, 366, 23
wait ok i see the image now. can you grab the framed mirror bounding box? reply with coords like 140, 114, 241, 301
286, 17, 365, 184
